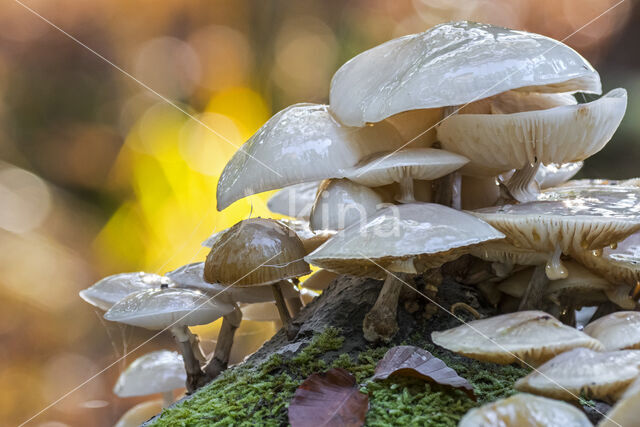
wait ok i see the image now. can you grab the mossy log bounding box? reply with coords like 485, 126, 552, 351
145, 263, 608, 426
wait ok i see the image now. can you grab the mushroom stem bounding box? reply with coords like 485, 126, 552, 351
590, 301, 619, 321
433, 173, 461, 208
171, 326, 206, 393
518, 265, 549, 311
363, 272, 408, 342
186, 328, 207, 363
271, 281, 299, 340
504, 160, 540, 203
286, 295, 303, 317
203, 305, 242, 380
161, 391, 174, 408
396, 176, 416, 203
545, 245, 568, 280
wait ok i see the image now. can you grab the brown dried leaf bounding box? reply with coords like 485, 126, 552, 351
288, 367, 369, 427
372, 345, 476, 400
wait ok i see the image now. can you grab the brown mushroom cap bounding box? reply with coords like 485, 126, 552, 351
432, 311, 603, 366
459, 393, 592, 427
204, 218, 311, 287
584, 311, 640, 351
514, 347, 640, 402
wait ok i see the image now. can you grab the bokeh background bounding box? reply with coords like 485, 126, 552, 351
0, 0, 638, 425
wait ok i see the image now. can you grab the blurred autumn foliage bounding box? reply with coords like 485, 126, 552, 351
0, 0, 638, 425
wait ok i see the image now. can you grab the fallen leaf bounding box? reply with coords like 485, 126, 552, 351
372, 345, 476, 399
288, 367, 369, 427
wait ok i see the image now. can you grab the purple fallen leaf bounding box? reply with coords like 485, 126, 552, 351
372, 345, 476, 400
288, 367, 369, 427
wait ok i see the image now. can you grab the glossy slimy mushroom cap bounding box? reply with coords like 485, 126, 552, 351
306, 203, 503, 278
104, 287, 234, 330
514, 348, 640, 402
432, 311, 603, 366
439, 89, 626, 176
166, 262, 299, 304
113, 350, 186, 397
536, 162, 583, 189
216, 103, 404, 210
345, 148, 468, 187
267, 181, 320, 220
79, 272, 171, 311
584, 311, 640, 351
598, 376, 640, 427
459, 393, 592, 427
204, 218, 311, 287
114, 400, 163, 427
309, 179, 383, 232
330, 21, 600, 127
574, 231, 640, 288
471, 186, 640, 278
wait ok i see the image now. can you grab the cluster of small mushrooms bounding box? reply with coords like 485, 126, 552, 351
80, 21, 640, 425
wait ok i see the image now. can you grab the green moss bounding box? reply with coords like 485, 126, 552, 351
149, 328, 527, 427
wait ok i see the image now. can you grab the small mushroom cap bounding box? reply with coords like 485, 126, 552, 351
166, 262, 299, 304
267, 181, 320, 220
309, 179, 383, 232
459, 393, 592, 427
330, 21, 600, 127
439, 88, 626, 176
471, 186, 640, 254
470, 241, 548, 267
598, 376, 640, 427
345, 148, 469, 187
306, 202, 504, 278
497, 261, 610, 299
574, 231, 640, 287
240, 302, 280, 322
216, 103, 404, 210
536, 162, 583, 189
204, 218, 311, 287
79, 272, 171, 311
584, 311, 640, 351
514, 348, 640, 402
113, 350, 185, 397
432, 311, 603, 366
114, 400, 164, 427
301, 269, 339, 291
104, 288, 234, 330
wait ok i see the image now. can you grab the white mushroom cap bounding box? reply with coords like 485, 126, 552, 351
278, 218, 334, 254
216, 103, 404, 210
301, 269, 339, 291
536, 162, 583, 189
79, 272, 171, 311
584, 311, 640, 351
598, 376, 640, 427
309, 179, 383, 232
104, 288, 234, 330
459, 393, 592, 427
384, 108, 443, 148
239, 302, 280, 322
345, 148, 468, 187
439, 89, 627, 176
113, 350, 186, 397
515, 347, 640, 402
432, 311, 604, 366
471, 186, 640, 273
267, 181, 320, 220
330, 21, 600, 127
574, 231, 640, 287
166, 262, 299, 304
114, 400, 163, 427
306, 202, 504, 278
